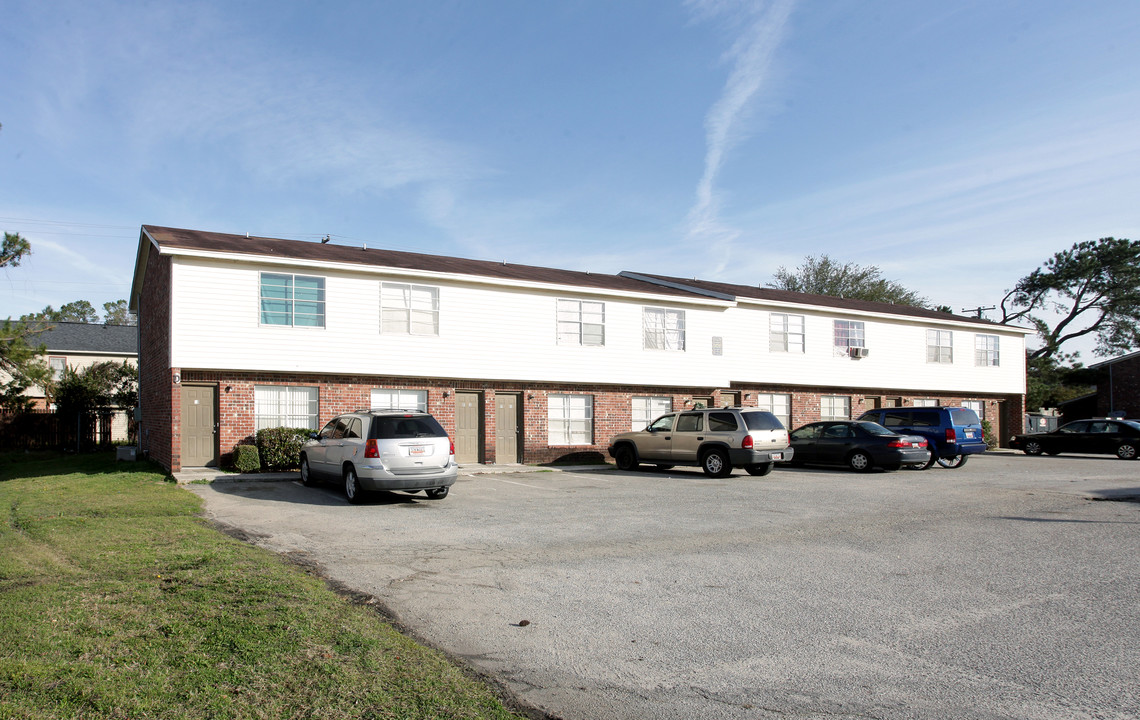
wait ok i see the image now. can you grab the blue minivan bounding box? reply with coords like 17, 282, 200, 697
856, 407, 987, 469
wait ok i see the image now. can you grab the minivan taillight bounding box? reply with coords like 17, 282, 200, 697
742, 435, 754, 450
945, 428, 957, 444
449, 439, 455, 456
365, 439, 380, 458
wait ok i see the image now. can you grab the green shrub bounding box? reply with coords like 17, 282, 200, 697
982, 420, 998, 449
255, 427, 312, 470
233, 444, 261, 473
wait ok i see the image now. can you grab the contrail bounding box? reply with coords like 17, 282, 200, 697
686, 0, 795, 255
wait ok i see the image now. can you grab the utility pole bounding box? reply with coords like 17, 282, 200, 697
961, 306, 996, 319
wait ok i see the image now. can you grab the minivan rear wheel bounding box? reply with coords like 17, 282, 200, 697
425, 486, 449, 499
936, 455, 968, 469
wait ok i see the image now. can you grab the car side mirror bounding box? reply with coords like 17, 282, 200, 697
309, 432, 318, 440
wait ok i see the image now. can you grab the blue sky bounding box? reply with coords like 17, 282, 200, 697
2, 1, 1138, 357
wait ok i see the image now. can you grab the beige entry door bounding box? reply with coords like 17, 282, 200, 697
181, 385, 218, 467
454, 392, 481, 464
495, 393, 521, 463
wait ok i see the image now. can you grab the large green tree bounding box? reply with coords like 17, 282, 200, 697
768, 255, 934, 308
31, 300, 101, 324
102, 299, 136, 326
0, 233, 51, 409
1000, 237, 1140, 361
54, 361, 138, 419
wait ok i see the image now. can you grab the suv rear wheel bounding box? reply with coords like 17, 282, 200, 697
701, 448, 732, 478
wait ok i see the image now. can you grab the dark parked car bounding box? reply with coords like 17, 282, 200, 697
856, 406, 986, 469
1010, 419, 1140, 460
786, 421, 930, 472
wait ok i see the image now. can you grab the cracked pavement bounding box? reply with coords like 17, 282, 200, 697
187, 453, 1140, 719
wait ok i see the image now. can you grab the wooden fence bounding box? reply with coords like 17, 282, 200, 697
0, 409, 133, 451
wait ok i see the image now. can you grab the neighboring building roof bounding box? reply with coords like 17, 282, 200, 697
1089, 350, 1140, 370
32, 322, 138, 355
138, 225, 702, 299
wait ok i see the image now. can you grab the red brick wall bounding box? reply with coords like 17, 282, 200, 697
172, 371, 1023, 466
137, 249, 175, 471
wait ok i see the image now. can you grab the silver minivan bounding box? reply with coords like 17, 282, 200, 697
301, 409, 457, 503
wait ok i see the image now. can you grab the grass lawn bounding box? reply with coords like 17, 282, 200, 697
0, 452, 530, 720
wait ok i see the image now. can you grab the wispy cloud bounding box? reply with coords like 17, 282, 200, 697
685, 0, 796, 266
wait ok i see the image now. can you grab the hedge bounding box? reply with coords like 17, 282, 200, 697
255, 427, 312, 470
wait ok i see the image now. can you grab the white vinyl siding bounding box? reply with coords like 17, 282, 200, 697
557, 299, 605, 346
833, 320, 864, 349
254, 385, 319, 430
975, 335, 1000, 366
769, 313, 805, 353
927, 329, 953, 363
370, 389, 428, 412
821, 395, 850, 420
632, 396, 672, 431
548, 394, 593, 445
755, 393, 791, 429
381, 283, 439, 335
643, 307, 685, 351
260, 273, 325, 327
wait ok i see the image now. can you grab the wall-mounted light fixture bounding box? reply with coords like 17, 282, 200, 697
224, 385, 232, 394
527, 393, 535, 400
744, 393, 751, 399
442, 390, 450, 397
172, 373, 181, 384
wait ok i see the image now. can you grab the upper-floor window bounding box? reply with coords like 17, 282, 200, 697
770, 313, 805, 353
49, 356, 67, 381
557, 299, 605, 346
381, 283, 439, 335
975, 335, 1000, 366
833, 320, 864, 349
632, 396, 671, 431
260, 273, 325, 327
643, 307, 685, 351
926, 330, 953, 363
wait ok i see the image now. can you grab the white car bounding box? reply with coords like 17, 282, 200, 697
301, 409, 457, 503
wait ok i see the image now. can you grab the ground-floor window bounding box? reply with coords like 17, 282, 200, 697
913, 398, 939, 407
254, 385, 319, 431
821, 395, 850, 420
371, 389, 428, 412
755, 393, 791, 429
549, 394, 593, 445
632, 396, 671, 431
962, 400, 984, 420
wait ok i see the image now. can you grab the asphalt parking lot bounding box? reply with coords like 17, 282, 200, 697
187, 453, 1140, 720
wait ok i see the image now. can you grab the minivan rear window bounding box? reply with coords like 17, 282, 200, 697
742, 411, 784, 430
950, 408, 980, 426
370, 415, 447, 439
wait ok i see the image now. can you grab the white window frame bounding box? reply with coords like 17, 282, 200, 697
962, 400, 985, 420
370, 389, 428, 412
926, 329, 953, 363
643, 307, 685, 351
632, 396, 672, 431
755, 393, 791, 429
913, 398, 940, 407
833, 320, 865, 349
548, 394, 593, 445
821, 395, 850, 421
254, 385, 319, 431
769, 313, 805, 353
49, 356, 67, 381
975, 334, 1000, 366
557, 299, 605, 346
381, 283, 439, 336
260, 272, 325, 328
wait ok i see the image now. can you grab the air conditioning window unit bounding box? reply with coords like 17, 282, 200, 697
849, 347, 870, 358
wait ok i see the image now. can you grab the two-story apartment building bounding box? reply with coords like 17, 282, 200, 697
128, 226, 1031, 471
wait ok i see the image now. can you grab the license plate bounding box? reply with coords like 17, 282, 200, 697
911, 442, 921, 448
771, 452, 783, 461
965, 430, 976, 438
409, 445, 427, 456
